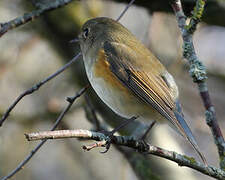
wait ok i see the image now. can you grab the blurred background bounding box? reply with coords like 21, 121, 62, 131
0, 0, 225, 179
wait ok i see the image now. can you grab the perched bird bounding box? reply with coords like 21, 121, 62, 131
78, 17, 207, 164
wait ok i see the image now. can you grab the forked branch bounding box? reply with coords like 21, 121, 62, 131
171, 0, 225, 169
25, 129, 225, 180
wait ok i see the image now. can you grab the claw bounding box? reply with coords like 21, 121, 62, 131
100, 143, 111, 153
100, 135, 112, 153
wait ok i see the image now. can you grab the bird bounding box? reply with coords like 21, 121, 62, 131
78, 17, 207, 165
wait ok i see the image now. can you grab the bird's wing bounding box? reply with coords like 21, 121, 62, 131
103, 41, 207, 164
103, 41, 176, 124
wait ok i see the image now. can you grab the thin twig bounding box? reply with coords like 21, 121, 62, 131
25, 129, 225, 180
116, 0, 135, 21
171, 0, 225, 169
0, 86, 88, 180
0, 0, 74, 37
0, 0, 134, 37
25, 129, 95, 141
83, 140, 107, 151
0, 52, 81, 127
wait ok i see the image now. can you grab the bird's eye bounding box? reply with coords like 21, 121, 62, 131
83, 28, 89, 38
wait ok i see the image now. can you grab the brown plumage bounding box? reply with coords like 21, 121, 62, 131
79, 17, 207, 165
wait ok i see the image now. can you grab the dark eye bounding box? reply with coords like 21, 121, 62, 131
83, 28, 89, 38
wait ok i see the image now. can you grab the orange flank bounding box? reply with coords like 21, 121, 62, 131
94, 49, 131, 95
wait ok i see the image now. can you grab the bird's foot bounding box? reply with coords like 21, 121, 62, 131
99, 116, 138, 153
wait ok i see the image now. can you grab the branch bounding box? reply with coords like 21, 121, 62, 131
112, 0, 225, 27
25, 129, 225, 180
1, 0, 225, 39
0, 0, 74, 37
0, 0, 135, 38
0, 52, 81, 127
171, 0, 225, 169
0, 86, 88, 180
116, 0, 135, 21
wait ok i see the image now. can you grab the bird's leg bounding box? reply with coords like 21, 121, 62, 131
140, 120, 156, 140
110, 116, 139, 135
100, 116, 138, 153
136, 121, 156, 155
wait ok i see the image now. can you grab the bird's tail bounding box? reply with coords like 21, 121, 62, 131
174, 100, 208, 166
